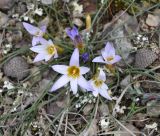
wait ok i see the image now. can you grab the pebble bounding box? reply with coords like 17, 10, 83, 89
3, 56, 29, 80
0, 0, 15, 11
0, 11, 8, 27
134, 49, 158, 68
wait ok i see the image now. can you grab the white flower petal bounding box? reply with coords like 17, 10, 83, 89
78, 76, 90, 91
92, 56, 105, 63
50, 75, 69, 92
23, 22, 40, 35
80, 67, 90, 75
39, 38, 48, 45
52, 65, 68, 74
70, 48, 79, 66
104, 42, 115, 56
33, 54, 45, 62
30, 45, 46, 53
98, 68, 106, 81
45, 54, 52, 61
93, 90, 99, 97
99, 84, 111, 100
48, 39, 54, 45
70, 79, 78, 94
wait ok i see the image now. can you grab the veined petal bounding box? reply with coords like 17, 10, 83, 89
52, 65, 68, 74
30, 45, 46, 53
78, 76, 90, 91
104, 42, 115, 56
70, 48, 79, 66
70, 79, 78, 94
80, 67, 90, 75
92, 56, 105, 63
50, 75, 70, 92
23, 22, 40, 36
33, 54, 45, 62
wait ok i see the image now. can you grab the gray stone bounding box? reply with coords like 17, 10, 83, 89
147, 100, 160, 117
0, 0, 15, 11
120, 75, 132, 89
0, 12, 8, 27
135, 49, 158, 68
3, 56, 29, 80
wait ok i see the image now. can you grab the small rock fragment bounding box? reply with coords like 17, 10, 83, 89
30, 67, 42, 83
146, 14, 160, 27
132, 113, 147, 128
118, 123, 140, 136
120, 75, 132, 89
0, 0, 15, 11
83, 104, 94, 115
3, 56, 29, 80
135, 49, 158, 68
0, 12, 8, 27
147, 100, 160, 117
98, 103, 109, 117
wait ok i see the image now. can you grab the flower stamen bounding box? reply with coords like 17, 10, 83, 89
47, 45, 55, 55
67, 66, 80, 78
94, 79, 103, 88
106, 56, 114, 62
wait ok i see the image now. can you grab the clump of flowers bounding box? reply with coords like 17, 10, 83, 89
23, 21, 121, 100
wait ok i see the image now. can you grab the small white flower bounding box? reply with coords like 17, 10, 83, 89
100, 118, 110, 129
51, 48, 90, 94
89, 68, 112, 100
72, 1, 83, 15
5, 44, 12, 48
3, 81, 15, 90
34, 8, 43, 16
30, 38, 58, 62
115, 105, 126, 114
145, 122, 157, 131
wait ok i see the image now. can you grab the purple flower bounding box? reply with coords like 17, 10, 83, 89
81, 52, 89, 63
23, 22, 46, 46
65, 26, 83, 49
92, 42, 121, 65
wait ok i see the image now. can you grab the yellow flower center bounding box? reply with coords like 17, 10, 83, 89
94, 79, 103, 88
67, 66, 80, 79
106, 56, 114, 62
47, 45, 55, 55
